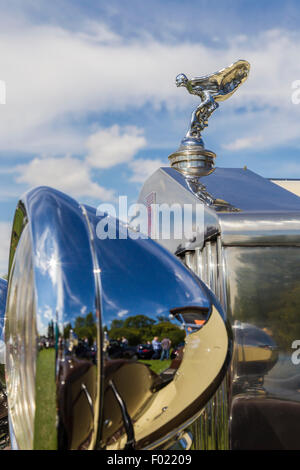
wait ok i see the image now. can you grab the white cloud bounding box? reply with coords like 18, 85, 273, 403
11, 124, 148, 200
0, 221, 12, 276
129, 158, 165, 183
77, 21, 122, 45
0, 17, 300, 194
117, 309, 128, 318
223, 135, 263, 151
86, 125, 146, 168
43, 305, 53, 320
0, 23, 299, 156
15, 155, 115, 201
80, 305, 87, 315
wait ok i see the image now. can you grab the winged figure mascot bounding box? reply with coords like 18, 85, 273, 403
169, 60, 250, 176
175, 60, 250, 141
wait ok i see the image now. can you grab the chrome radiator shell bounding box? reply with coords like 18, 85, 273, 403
138, 166, 300, 449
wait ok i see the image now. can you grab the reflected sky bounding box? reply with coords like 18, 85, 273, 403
84, 205, 211, 330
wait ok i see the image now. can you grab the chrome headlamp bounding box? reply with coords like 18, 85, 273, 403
4, 186, 232, 450
5, 188, 101, 450
5, 224, 36, 449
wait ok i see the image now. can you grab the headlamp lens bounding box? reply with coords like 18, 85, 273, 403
5, 225, 37, 449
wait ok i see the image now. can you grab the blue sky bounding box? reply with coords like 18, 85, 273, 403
0, 0, 300, 272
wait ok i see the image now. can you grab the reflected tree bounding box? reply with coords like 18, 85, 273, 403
108, 315, 185, 346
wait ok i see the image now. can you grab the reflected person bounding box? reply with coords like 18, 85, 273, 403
160, 337, 171, 361
152, 336, 161, 359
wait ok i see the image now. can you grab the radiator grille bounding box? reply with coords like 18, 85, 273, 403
182, 236, 230, 450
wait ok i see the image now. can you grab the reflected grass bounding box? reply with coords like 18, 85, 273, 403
138, 359, 171, 375
34, 348, 57, 450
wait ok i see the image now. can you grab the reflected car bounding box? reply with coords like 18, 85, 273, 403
107, 340, 138, 361
136, 344, 154, 359
170, 342, 185, 360
75, 340, 97, 364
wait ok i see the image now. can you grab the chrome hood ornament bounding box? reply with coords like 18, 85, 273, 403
169, 60, 250, 176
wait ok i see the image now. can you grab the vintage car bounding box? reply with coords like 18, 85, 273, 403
1, 60, 300, 450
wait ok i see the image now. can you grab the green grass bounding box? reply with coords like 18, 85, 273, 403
138, 359, 172, 375
33, 348, 57, 450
